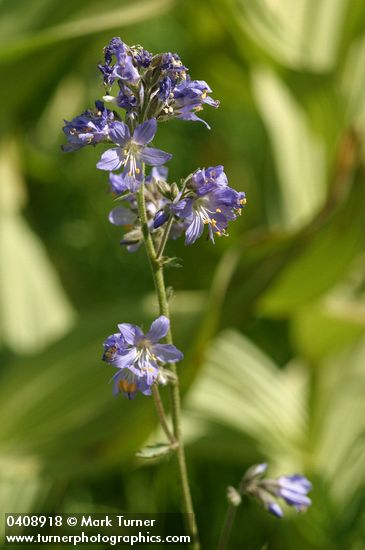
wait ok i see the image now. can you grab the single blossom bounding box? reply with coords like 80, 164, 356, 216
62, 101, 115, 152
96, 118, 172, 190
103, 316, 183, 399
154, 166, 246, 245
98, 37, 140, 86
171, 78, 220, 128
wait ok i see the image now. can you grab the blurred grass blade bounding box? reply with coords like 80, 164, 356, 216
314, 339, 365, 505
228, 0, 349, 71
0, 454, 50, 542
252, 68, 326, 230
0, 0, 174, 61
185, 330, 308, 466
0, 142, 75, 354
257, 179, 365, 316
341, 33, 365, 156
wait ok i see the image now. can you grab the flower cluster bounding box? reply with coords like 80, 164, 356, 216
62, 37, 245, 252
62, 37, 246, 399
98, 38, 219, 126
240, 463, 312, 518
103, 316, 183, 399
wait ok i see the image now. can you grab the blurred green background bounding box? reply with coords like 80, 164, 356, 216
1, 0, 365, 548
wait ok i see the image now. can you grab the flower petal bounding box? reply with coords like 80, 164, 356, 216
109, 121, 130, 146
277, 476, 312, 494
109, 206, 136, 226
278, 489, 312, 508
151, 165, 168, 181
139, 147, 172, 166
146, 315, 169, 343
268, 502, 283, 518
97, 147, 124, 171
111, 369, 138, 399
118, 323, 143, 344
113, 348, 137, 369
171, 198, 193, 219
153, 209, 169, 229
184, 213, 204, 245
152, 344, 184, 363
132, 118, 157, 145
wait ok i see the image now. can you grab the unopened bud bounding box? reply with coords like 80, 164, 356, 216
227, 486, 242, 507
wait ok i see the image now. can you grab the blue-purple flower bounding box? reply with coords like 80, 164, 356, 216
62, 101, 115, 152
96, 118, 172, 191
154, 165, 246, 245
157, 77, 219, 128
242, 463, 312, 518
168, 77, 220, 128
103, 316, 183, 399
98, 37, 140, 87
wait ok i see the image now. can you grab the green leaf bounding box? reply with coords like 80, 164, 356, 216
252, 68, 327, 230
292, 299, 365, 362
257, 180, 365, 316
136, 443, 173, 459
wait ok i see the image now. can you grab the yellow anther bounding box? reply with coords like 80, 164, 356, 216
239, 198, 247, 205
216, 208, 221, 213
201, 90, 208, 99
135, 168, 140, 174
216, 231, 222, 236
211, 218, 217, 226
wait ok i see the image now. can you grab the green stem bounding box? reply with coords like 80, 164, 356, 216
152, 385, 176, 446
137, 179, 199, 550
156, 215, 174, 260
216, 503, 238, 550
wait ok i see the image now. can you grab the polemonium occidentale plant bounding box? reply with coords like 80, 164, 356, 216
62, 38, 311, 549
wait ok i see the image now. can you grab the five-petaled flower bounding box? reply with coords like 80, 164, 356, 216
103, 316, 183, 399
96, 118, 172, 191
154, 165, 246, 245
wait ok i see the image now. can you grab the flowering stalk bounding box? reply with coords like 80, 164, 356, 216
217, 464, 312, 549
136, 178, 199, 547
60, 37, 312, 550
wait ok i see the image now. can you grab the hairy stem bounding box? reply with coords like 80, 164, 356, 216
152, 385, 176, 446
137, 180, 199, 549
